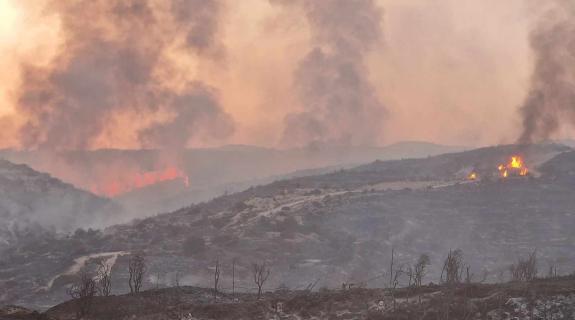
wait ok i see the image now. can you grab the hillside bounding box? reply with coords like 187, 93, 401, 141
0, 159, 120, 246
1, 143, 574, 309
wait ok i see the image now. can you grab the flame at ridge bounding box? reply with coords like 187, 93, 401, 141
510, 156, 523, 169
498, 155, 528, 178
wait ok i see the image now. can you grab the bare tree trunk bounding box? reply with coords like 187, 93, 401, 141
232, 258, 236, 298
253, 261, 271, 300
67, 270, 97, 318
96, 260, 112, 297
391, 262, 403, 312
128, 253, 146, 294
389, 247, 394, 288
155, 270, 165, 289
128, 269, 134, 294
213, 259, 220, 302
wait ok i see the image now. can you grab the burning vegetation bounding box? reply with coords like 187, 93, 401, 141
467, 172, 478, 180
467, 155, 529, 181
90, 166, 189, 198
498, 156, 529, 178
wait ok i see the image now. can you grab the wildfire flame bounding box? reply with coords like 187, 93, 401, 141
498, 156, 528, 178
468, 172, 478, 180
91, 166, 190, 197
510, 156, 523, 169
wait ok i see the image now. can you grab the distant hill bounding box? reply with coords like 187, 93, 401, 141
0, 159, 120, 245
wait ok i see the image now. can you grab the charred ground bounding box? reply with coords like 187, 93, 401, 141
3, 276, 575, 319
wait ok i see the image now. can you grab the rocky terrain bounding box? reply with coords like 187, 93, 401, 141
1, 143, 574, 310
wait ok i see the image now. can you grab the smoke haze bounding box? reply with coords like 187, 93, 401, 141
0, 0, 562, 150
270, 0, 386, 147
519, 0, 575, 143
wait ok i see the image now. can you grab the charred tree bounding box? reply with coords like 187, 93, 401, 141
232, 258, 237, 298
252, 261, 271, 299
67, 270, 97, 318
213, 258, 221, 302
509, 251, 538, 282
128, 253, 146, 294
440, 249, 465, 320
413, 253, 430, 304
391, 263, 404, 312
547, 263, 558, 279
96, 260, 112, 297
441, 249, 464, 285
388, 247, 395, 288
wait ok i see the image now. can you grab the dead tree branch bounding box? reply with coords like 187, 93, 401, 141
128, 253, 146, 293
253, 261, 271, 299
213, 258, 221, 302
67, 270, 97, 318
96, 260, 112, 297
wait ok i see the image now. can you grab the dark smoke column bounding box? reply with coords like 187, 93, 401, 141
519, 0, 575, 144
271, 0, 387, 147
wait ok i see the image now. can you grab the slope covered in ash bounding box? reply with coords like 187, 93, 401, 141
40, 277, 575, 320
2, 143, 574, 309
0, 159, 120, 245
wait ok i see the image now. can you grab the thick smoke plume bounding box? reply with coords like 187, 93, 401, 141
16, 0, 233, 150
271, 0, 387, 147
138, 82, 234, 149
519, 0, 575, 143
171, 0, 224, 59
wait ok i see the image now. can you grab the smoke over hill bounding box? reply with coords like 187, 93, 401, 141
519, 0, 575, 143
270, 0, 386, 146
0, 0, 547, 150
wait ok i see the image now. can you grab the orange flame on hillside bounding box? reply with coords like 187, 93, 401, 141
468, 172, 478, 180
91, 166, 189, 197
498, 156, 528, 178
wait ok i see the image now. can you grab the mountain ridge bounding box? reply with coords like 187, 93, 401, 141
0, 158, 121, 244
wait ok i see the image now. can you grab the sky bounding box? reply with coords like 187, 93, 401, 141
0, 0, 562, 150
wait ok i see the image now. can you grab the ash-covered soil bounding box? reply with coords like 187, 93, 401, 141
5, 276, 574, 320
